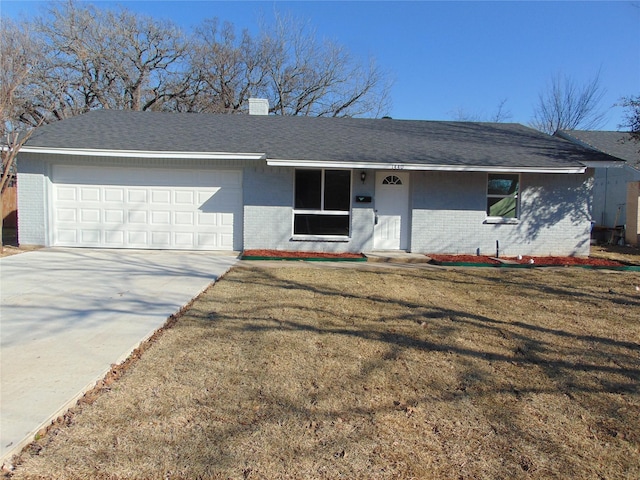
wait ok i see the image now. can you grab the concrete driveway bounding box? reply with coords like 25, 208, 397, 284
0, 248, 238, 464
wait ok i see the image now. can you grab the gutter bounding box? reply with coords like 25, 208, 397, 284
18, 146, 267, 161
266, 159, 586, 174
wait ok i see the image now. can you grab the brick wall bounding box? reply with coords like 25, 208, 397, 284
17, 154, 594, 256
410, 170, 593, 256
16, 154, 48, 246
243, 166, 374, 253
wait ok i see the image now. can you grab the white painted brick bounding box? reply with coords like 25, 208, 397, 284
17, 156, 594, 256
17, 155, 48, 246
410, 171, 593, 256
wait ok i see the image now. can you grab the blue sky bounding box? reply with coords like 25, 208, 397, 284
2, 1, 639, 129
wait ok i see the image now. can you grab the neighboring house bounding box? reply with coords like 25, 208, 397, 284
555, 130, 640, 229
17, 108, 619, 257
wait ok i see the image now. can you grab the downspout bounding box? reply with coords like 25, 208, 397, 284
602, 168, 608, 226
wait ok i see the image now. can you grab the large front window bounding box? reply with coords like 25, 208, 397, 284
487, 174, 519, 218
294, 169, 351, 236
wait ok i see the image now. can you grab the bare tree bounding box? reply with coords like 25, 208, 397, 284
449, 107, 482, 122
100, 8, 191, 111
619, 95, 640, 138
183, 19, 268, 114
618, 95, 640, 160
0, 20, 46, 250
25, 0, 122, 122
489, 98, 513, 123
9, 1, 391, 121
260, 13, 391, 117
531, 72, 607, 134
24, 0, 190, 121
187, 13, 391, 117
449, 98, 512, 123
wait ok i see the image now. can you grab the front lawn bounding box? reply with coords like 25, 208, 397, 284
10, 265, 640, 479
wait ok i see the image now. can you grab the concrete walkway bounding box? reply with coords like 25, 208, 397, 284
0, 248, 238, 464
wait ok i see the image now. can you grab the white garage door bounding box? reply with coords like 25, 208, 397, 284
51, 165, 242, 250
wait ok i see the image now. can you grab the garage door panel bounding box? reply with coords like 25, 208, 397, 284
80, 187, 100, 202
151, 211, 171, 225
105, 231, 125, 245
80, 209, 100, 223
220, 233, 234, 248
57, 229, 77, 243
198, 232, 220, 248
128, 190, 147, 203
127, 231, 148, 245
174, 232, 194, 246
52, 166, 242, 250
151, 190, 171, 204
56, 187, 77, 201
199, 190, 242, 212
151, 231, 171, 246
174, 211, 194, 225
128, 210, 148, 224
174, 191, 194, 205
57, 208, 77, 222
197, 212, 219, 226
104, 210, 124, 223
221, 213, 234, 226
81, 230, 100, 243
105, 188, 124, 202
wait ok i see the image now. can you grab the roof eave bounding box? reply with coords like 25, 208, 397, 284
19, 146, 267, 161
266, 159, 587, 174
580, 160, 627, 168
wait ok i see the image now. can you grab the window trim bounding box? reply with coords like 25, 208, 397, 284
485, 173, 520, 223
292, 168, 352, 238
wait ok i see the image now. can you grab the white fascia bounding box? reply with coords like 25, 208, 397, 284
266, 159, 587, 174
19, 146, 267, 160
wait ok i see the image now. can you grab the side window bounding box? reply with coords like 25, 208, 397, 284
487, 174, 519, 218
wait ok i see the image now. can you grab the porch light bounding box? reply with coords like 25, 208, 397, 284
360, 171, 367, 183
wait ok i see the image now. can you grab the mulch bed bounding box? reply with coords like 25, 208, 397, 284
428, 254, 502, 265
428, 254, 626, 267
242, 249, 365, 260
242, 251, 628, 266
506, 256, 625, 266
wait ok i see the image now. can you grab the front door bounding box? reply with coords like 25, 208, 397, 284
374, 171, 409, 250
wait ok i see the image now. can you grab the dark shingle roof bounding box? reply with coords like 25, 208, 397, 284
24, 110, 619, 170
556, 130, 640, 165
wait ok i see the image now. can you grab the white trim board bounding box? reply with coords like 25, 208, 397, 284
267, 159, 586, 174
20, 146, 266, 161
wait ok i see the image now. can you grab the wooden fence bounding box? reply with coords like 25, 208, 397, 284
2, 185, 17, 228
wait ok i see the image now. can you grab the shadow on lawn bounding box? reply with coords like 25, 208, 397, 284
210, 267, 640, 383
13, 264, 638, 479
176, 265, 640, 476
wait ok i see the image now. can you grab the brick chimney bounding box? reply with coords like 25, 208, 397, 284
248, 98, 269, 115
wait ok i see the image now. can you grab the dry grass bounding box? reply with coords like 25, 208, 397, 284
590, 244, 640, 265
0, 228, 42, 257
9, 264, 640, 479
0, 245, 42, 258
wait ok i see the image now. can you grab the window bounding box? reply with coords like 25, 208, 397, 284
294, 169, 351, 236
382, 175, 403, 185
487, 174, 519, 218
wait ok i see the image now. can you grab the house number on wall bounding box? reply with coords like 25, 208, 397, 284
391, 164, 404, 170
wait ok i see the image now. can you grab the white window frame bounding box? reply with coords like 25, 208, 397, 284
485, 173, 520, 224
